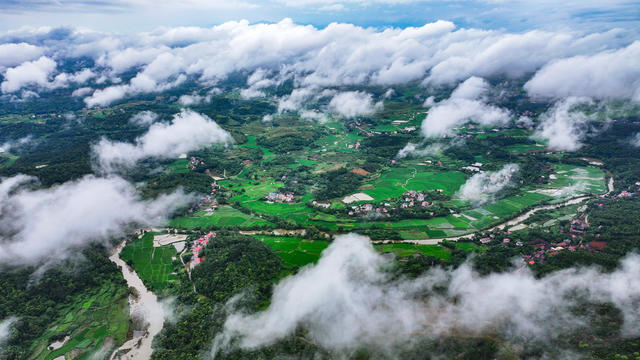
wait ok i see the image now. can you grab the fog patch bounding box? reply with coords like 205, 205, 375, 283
396, 142, 443, 159
94, 110, 232, 172
211, 233, 640, 358
0, 317, 17, 351
533, 97, 594, 151
457, 163, 519, 206
630, 133, 640, 148
128, 111, 159, 126
0, 174, 192, 266
0, 136, 34, 153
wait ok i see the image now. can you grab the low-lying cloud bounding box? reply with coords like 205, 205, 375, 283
534, 97, 593, 151
457, 163, 519, 206
0, 136, 33, 153
327, 91, 383, 119
212, 233, 640, 358
420, 77, 511, 137
94, 109, 232, 172
0, 174, 192, 266
525, 41, 640, 101
0, 317, 17, 352
128, 111, 158, 126
1, 56, 56, 93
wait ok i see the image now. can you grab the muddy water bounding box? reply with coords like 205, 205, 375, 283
108, 241, 164, 360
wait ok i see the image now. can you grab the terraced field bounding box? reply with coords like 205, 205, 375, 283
28, 283, 129, 360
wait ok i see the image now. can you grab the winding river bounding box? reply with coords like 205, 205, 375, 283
108, 241, 165, 360
103, 176, 615, 358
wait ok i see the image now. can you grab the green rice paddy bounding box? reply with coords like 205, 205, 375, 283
170, 205, 274, 229
255, 235, 330, 267
120, 233, 180, 291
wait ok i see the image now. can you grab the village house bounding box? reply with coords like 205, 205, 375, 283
266, 191, 295, 203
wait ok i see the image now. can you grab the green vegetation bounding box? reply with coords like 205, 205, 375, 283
0, 245, 129, 360
255, 235, 330, 267
170, 205, 274, 229
120, 233, 180, 291
375, 243, 452, 260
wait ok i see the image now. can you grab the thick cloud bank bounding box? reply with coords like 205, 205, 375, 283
0, 174, 191, 265
0, 20, 636, 105
94, 110, 231, 172
525, 41, 640, 101
420, 77, 510, 137
457, 163, 519, 206
213, 233, 640, 357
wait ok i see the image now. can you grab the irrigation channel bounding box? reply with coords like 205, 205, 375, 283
105, 176, 614, 359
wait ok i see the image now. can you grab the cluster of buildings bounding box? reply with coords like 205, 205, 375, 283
517, 214, 607, 265
348, 203, 391, 217
191, 232, 215, 267
523, 240, 582, 265
344, 190, 435, 217
209, 181, 220, 196
266, 191, 294, 203
189, 156, 205, 170
614, 190, 634, 199
400, 190, 431, 209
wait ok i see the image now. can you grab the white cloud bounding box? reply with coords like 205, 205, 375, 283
239, 87, 265, 99
0, 43, 43, 68
0, 174, 191, 266
84, 85, 127, 107
128, 110, 158, 126
457, 163, 519, 205
0, 317, 17, 351
534, 97, 593, 151
178, 93, 209, 106
93, 109, 232, 171
212, 233, 640, 357
299, 109, 328, 122
1, 56, 56, 93
396, 142, 444, 159
51, 68, 96, 88
0, 21, 635, 106
328, 91, 383, 118
525, 41, 640, 101
0, 55, 94, 93
630, 133, 640, 148
0, 136, 33, 153
71, 87, 93, 97
420, 77, 510, 137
